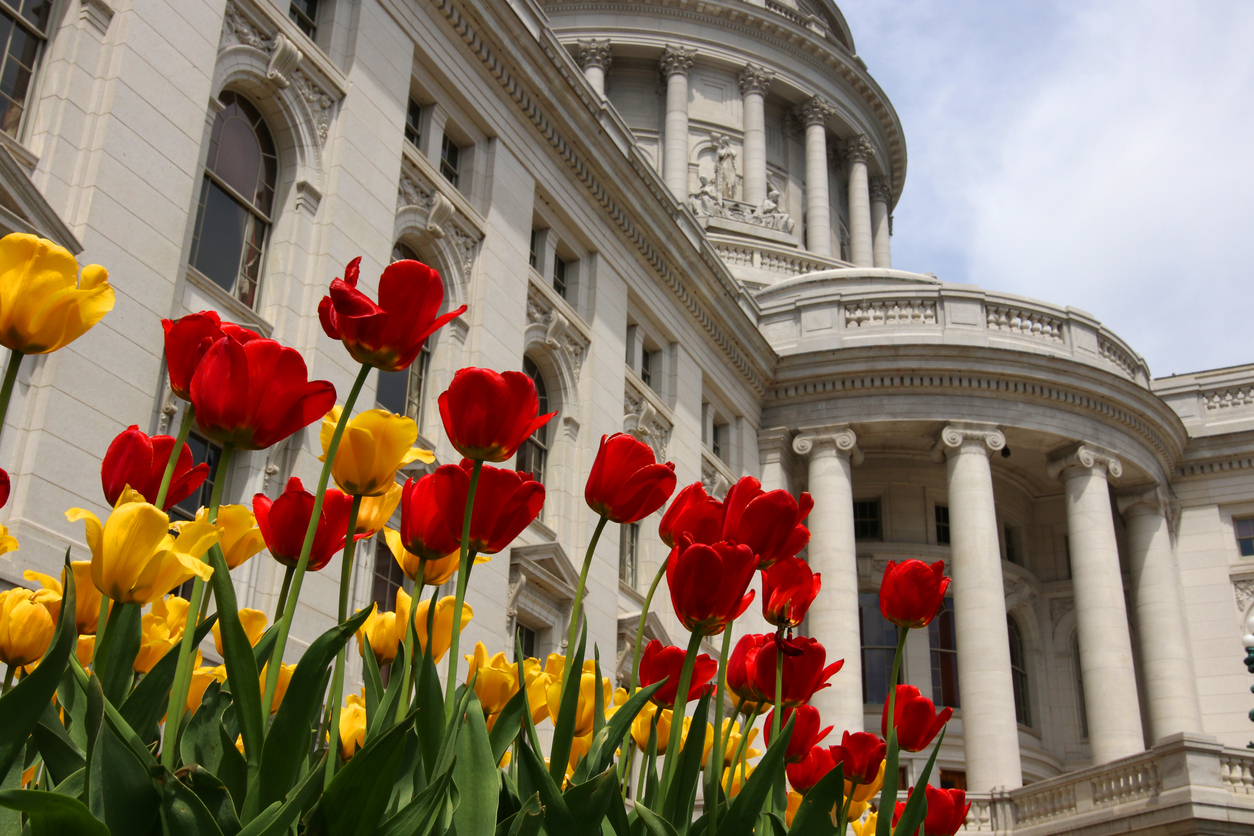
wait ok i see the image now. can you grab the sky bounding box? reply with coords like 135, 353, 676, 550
836, 0, 1254, 378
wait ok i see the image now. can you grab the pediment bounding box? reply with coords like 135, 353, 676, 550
510, 541, 580, 603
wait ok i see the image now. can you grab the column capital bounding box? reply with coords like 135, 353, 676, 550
659, 44, 696, 77
739, 63, 774, 96
792, 424, 862, 464
1116, 484, 1170, 518
575, 38, 612, 72
794, 95, 835, 127
932, 422, 1005, 461
1047, 442, 1123, 481
842, 134, 874, 166
869, 175, 893, 204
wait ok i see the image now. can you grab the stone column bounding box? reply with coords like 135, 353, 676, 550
870, 176, 892, 268
1117, 487, 1203, 744
793, 426, 863, 733
795, 97, 835, 257
1048, 443, 1144, 764
660, 45, 696, 201
575, 39, 612, 98
935, 423, 1022, 792
845, 135, 874, 267
738, 64, 774, 207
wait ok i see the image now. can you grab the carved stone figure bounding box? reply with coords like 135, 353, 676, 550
753, 184, 794, 233
689, 175, 722, 217
715, 135, 738, 201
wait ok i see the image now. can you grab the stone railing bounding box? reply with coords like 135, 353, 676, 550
710, 236, 850, 286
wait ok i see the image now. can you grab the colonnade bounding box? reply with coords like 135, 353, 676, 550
572, 42, 894, 266
779, 423, 1203, 792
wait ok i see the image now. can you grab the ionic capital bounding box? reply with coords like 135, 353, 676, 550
1116, 485, 1169, 518
794, 96, 835, 128
739, 63, 774, 96
792, 425, 863, 465
659, 44, 696, 77
575, 38, 612, 72
1047, 442, 1123, 481
869, 176, 893, 204
932, 422, 1005, 461
843, 134, 873, 166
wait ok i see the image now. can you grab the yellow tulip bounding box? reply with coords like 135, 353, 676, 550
465, 642, 519, 714
383, 528, 486, 584
135, 595, 192, 673
413, 595, 471, 663
545, 659, 612, 738
66, 499, 218, 606
320, 406, 433, 497
498, 751, 512, 769
261, 662, 295, 714
76, 634, 95, 667
632, 706, 712, 762
722, 763, 753, 797
0, 587, 55, 667
180, 505, 265, 569
841, 800, 870, 828
785, 790, 802, 827
356, 483, 401, 535
339, 691, 367, 760
187, 664, 227, 712
543, 733, 592, 788
212, 608, 267, 656
0, 233, 113, 355
356, 587, 410, 667
22, 562, 101, 634
851, 810, 878, 836
846, 760, 885, 804
522, 654, 563, 724
0, 524, 17, 556
720, 719, 762, 768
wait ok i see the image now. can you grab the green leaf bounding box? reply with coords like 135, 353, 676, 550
208, 548, 264, 770
549, 624, 587, 785
718, 712, 795, 836
452, 691, 498, 836
57, 668, 89, 754
52, 767, 85, 799
367, 638, 408, 742
876, 730, 899, 836
0, 550, 76, 781
258, 606, 373, 811
516, 735, 574, 832
361, 635, 383, 726
414, 639, 444, 776
95, 602, 141, 705
251, 624, 279, 671
0, 789, 109, 836
307, 710, 415, 836
584, 680, 664, 778
233, 754, 326, 836
487, 684, 528, 766
157, 766, 227, 836
32, 701, 85, 785
592, 646, 606, 741
179, 765, 242, 836
891, 728, 944, 836
662, 690, 711, 834
432, 680, 478, 780
181, 682, 229, 774
564, 765, 624, 836
495, 791, 543, 836
632, 801, 680, 836
88, 725, 160, 836
375, 758, 456, 836
215, 722, 249, 814
121, 614, 217, 744
786, 763, 843, 836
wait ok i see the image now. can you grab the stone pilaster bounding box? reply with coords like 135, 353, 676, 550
738, 64, 774, 206
660, 45, 696, 201
794, 97, 835, 257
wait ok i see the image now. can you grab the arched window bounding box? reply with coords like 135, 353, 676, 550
928, 598, 959, 708
190, 91, 278, 308
375, 242, 434, 424
859, 591, 898, 705
515, 357, 550, 489
1008, 615, 1030, 727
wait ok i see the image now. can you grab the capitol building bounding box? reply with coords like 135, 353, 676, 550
1, 0, 1253, 831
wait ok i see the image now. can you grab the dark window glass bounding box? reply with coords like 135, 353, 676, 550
440, 133, 460, 187
935, 504, 950, 545
859, 591, 898, 705
190, 91, 277, 308
939, 770, 966, 791
516, 623, 537, 659
529, 230, 539, 269
552, 256, 568, 299
0, 1, 52, 138
1008, 615, 1030, 726
1237, 518, 1254, 557
1005, 524, 1017, 564
289, 0, 317, 38
928, 598, 959, 708
404, 99, 423, 148
640, 350, 653, 388
171, 433, 223, 522
370, 537, 405, 613
853, 500, 881, 540
711, 422, 726, 462
515, 357, 551, 492
619, 522, 639, 588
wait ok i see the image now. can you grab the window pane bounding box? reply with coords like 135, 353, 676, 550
392, 241, 419, 263
853, 500, 881, 540
370, 538, 405, 610
1237, 519, 1254, 538
0, 8, 42, 139
553, 257, 567, 298
376, 369, 409, 415
619, 523, 639, 588
289, 0, 317, 38
860, 592, 897, 705
928, 599, 959, 708
172, 433, 222, 521
440, 134, 460, 186
935, 505, 950, 545
210, 113, 262, 204
404, 99, 422, 148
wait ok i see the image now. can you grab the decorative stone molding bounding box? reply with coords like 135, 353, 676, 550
264, 34, 302, 89
1203, 385, 1254, 411
845, 299, 936, 328
1047, 442, 1123, 481
658, 44, 696, 77
933, 422, 1006, 460
792, 424, 863, 465
508, 542, 579, 643
575, 38, 612, 71
1049, 596, 1075, 627
738, 63, 774, 96
395, 155, 483, 290
1235, 580, 1254, 616
1116, 485, 1169, 518
701, 448, 734, 499
842, 134, 873, 166
505, 568, 527, 637
623, 376, 673, 461
294, 180, 321, 216
525, 281, 590, 382
1099, 336, 1140, 381
80, 0, 114, 35
986, 303, 1065, 343
794, 96, 835, 127
869, 176, 892, 204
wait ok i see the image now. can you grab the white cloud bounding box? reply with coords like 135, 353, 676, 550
839, 1, 1254, 376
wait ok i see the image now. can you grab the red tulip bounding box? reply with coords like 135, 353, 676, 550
879, 559, 950, 628
638, 639, 717, 708
831, 731, 886, 785
434, 460, 544, 554
190, 337, 335, 451
253, 477, 354, 571
752, 635, 843, 709
659, 483, 721, 548
882, 684, 953, 752
101, 425, 209, 511
786, 745, 836, 794
437, 368, 556, 463
161, 310, 259, 401
666, 536, 757, 635
399, 471, 462, 561
893, 786, 970, 836
585, 433, 677, 523
726, 633, 771, 710
657, 477, 811, 568
764, 705, 832, 763
761, 556, 821, 629
318, 257, 466, 372
0, 468, 9, 509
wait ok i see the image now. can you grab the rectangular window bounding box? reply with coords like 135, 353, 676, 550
859, 591, 898, 705
853, 500, 881, 540
404, 99, 423, 148
928, 598, 960, 708
529, 230, 539, 269
288, 0, 317, 39
552, 256, 568, 299
516, 623, 537, 659
710, 422, 726, 462
370, 537, 405, 612
439, 133, 461, 187
934, 504, 950, 545
170, 433, 223, 522
939, 770, 967, 791
639, 350, 654, 388
375, 346, 431, 425
0, 0, 50, 137
619, 522, 639, 588
1237, 518, 1254, 557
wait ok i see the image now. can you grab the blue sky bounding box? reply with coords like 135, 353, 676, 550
837, 1, 1254, 378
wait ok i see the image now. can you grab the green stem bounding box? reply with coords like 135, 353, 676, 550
766, 640, 784, 817
619, 560, 668, 787
274, 565, 295, 622
885, 625, 908, 741
161, 442, 234, 768
90, 593, 111, 667
263, 363, 371, 723
637, 709, 659, 802
324, 494, 363, 787
706, 625, 734, 830
565, 515, 609, 658
0, 349, 23, 445
658, 628, 705, 797
444, 458, 483, 714
154, 405, 196, 510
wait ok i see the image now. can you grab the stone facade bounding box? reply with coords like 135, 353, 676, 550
0, 0, 1252, 831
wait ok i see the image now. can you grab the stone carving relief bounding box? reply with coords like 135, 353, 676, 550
658, 44, 696, 78
396, 165, 481, 286
738, 64, 774, 97
1050, 596, 1074, 626
526, 284, 589, 381
689, 166, 794, 234
701, 453, 731, 499
623, 378, 672, 461
575, 39, 612, 72
1234, 579, 1254, 616
715, 134, 738, 201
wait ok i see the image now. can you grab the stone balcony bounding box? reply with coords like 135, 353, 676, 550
956, 734, 1254, 835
